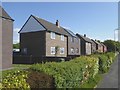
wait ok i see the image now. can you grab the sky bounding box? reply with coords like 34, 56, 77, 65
2, 2, 118, 44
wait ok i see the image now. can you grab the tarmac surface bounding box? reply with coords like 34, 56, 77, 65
97, 54, 119, 88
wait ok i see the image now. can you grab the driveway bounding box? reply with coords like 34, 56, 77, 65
97, 54, 119, 88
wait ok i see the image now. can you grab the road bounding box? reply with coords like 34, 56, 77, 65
97, 54, 119, 88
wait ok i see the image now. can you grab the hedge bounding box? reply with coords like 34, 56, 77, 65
0, 52, 115, 88
1, 69, 30, 89
91, 52, 115, 73
30, 56, 99, 88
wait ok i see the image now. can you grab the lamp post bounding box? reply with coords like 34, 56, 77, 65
114, 28, 119, 55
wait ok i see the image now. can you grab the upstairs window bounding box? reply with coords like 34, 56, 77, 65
51, 32, 55, 39
61, 35, 64, 41
60, 48, 64, 54
71, 37, 74, 42
51, 47, 55, 54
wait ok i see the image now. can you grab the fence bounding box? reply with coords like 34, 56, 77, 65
13, 55, 69, 64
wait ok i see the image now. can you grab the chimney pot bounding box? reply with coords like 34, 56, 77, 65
84, 34, 86, 37
56, 20, 60, 27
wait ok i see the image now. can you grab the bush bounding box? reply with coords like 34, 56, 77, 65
1, 52, 115, 88
30, 56, 99, 88
91, 52, 115, 73
1, 69, 30, 89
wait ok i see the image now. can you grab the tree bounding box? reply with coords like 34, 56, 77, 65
13, 43, 20, 49
103, 40, 120, 52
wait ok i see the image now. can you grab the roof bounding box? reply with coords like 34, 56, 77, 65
100, 42, 106, 47
91, 39, 102, 46
32, 15, 69, 36
0, 6, 14, 21
76, 33, 93, 43
63, 28, 77, 37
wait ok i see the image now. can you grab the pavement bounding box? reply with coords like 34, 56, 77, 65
97, 54, 119, 88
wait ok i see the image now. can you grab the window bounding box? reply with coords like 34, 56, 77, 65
76, 38, 79, 43
71, 37, 74, 42
71, 47, 74, 53
51, 47, 55, 54
61, 35, 64, 41
76, 48, 79, 53
22, 48, 27, 54
51, 32, 55, 39
60, 48, 64, 54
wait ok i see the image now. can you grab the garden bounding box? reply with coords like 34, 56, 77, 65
0, 52, 116, 89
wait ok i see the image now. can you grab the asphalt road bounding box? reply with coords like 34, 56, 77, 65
97, 54, 119, 88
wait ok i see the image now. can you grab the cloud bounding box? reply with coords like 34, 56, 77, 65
13, 28, 20, 44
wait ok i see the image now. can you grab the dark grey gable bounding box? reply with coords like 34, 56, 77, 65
19, 15, 46, 33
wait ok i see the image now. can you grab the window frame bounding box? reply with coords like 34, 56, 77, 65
71, 47, 74, 53
51, 32, 55, 39
51, 47, 55, 54
60, 47, 64, 54
61, 35, 64, 41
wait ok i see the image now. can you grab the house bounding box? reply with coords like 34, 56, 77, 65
91, 39, 103, 53
64, 29, 80, 57
76, 34, 92, 55
0, 6, 14, 69
100, 43, 107, 53
19, 15, 69, 58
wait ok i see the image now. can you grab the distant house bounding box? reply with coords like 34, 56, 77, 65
19, 15, 69, 58
64, 29, 80, 57
100, 43, 107, 53
76, 34, 92, 55
91, 39, 103, 53
0, 6, 14, 69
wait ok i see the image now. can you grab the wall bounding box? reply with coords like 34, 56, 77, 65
46, 32, 67, 57
85, 42, 92, 55
20, 31, 46, 57
2, 18, 13, 69
67, 36, 80, 56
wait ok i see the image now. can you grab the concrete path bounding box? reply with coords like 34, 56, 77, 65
97, 54, 119, 88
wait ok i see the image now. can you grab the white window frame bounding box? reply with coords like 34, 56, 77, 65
51, 47, 55, 54
51, 32, 55, 39
61, 35, 64, 41
71, 47, 74, 53
76, 48, 79, 53
60, 48, 64, 54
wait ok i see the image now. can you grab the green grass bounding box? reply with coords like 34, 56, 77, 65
13, 64, 32, 69
2, 64, 32, 78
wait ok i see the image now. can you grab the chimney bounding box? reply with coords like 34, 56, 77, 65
56, 20, 60, 28
84, 34, 86, 37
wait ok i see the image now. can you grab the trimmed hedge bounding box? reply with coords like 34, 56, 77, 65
1, 52, 115, 88
30, 56, 99, 88
91, 52, 115, 73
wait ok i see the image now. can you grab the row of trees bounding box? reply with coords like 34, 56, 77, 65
13, 39, 120, 52
103, 40, 120, 52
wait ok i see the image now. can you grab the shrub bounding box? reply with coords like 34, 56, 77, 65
91, 52, 115, 73
1, 69, 30, 89
30, 56, 99, 88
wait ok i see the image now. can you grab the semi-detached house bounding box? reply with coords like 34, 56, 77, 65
19, 15, 80, 59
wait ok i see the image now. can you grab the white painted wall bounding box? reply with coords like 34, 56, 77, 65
19, 16, 46, 33
86, 42, 91, 55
